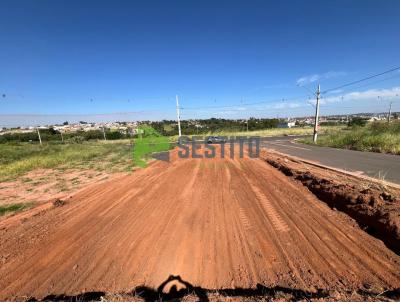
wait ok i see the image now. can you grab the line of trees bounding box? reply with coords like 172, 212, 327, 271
0, 128, 128, 144
0, 117, 286, 143
149, 118, 281, 136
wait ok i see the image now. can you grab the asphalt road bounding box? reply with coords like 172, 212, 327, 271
262, 135, 400, 184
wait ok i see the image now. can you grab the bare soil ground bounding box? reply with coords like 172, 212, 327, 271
263, 150, 400, 254
0, 168, 120, 207
0, 146, 399, 301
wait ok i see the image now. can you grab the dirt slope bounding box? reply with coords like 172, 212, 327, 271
0, 146, 399, 301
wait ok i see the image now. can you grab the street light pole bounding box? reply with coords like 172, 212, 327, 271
102, 126, 107, 141
313, 84, 321, 143
37, 127, 42, 145
176, 95, 182, 137
388, 101, 393, 123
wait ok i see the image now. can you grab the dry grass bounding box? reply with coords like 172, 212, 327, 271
300, 121, 400, 155
0, 141, 133, 182
170, 125, 343, 141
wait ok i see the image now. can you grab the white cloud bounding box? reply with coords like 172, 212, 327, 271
321, 86, 400, 105
296, 71, 347, 86
271, 102, 302, 109
189, 85, 400, 119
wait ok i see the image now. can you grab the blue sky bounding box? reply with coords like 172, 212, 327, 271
0, 0, 400, 126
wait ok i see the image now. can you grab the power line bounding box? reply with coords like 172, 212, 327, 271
297, 84, 317, 98
0, 111, 149, 117
181, 67, 400, 111
322, 66, 400, 94
182, 106, 314, 114
325, 73, 400, 94
181, 95, 310, 110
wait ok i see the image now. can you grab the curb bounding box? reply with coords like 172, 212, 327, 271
266, 149, 400, 190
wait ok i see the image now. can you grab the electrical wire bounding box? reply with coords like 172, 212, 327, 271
324, 73, 400, 95
181, 95, 310, 110
322, 66, 400, 94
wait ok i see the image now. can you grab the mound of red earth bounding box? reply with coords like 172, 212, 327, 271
263, 150, 400, 255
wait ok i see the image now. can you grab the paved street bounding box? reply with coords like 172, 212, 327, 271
262, 136, 400, 184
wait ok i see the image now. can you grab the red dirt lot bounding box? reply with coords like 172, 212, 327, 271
0, 146, 399, 301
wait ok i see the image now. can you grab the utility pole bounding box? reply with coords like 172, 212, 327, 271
102, 126, 107, 141
313, 84, 321, 143
176, 95, 182, 137
388, 101, 393, 123
60, 131, 64, 143
37, 127, 42, 145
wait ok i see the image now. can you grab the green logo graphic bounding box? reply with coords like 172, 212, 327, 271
133, 126, 170, 167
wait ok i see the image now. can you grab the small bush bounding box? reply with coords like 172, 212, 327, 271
348, 117, 367, 127
68, 136, 85, 144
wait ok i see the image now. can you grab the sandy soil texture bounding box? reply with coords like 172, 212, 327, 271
0, 146, 399, 301
0, 168, 124, 208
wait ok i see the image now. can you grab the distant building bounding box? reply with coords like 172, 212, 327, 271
368, 116, 382, 122
278, 121, 296, 128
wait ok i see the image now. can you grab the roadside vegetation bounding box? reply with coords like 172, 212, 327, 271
0, 124, 343, 182
0, 202, 33, 216
300, 120, 400, 155
150, 118, 345, 136
170, 125, 344, 140
0, 141, 133, 182
0, 128, 129, 144
0, 121, 347, 180
205, 125, 342, 137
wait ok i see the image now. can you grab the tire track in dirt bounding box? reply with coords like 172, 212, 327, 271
247, 180, 290, 233
241, 158, 399, 288
227, 158, 310, 289
0, 146, 399, 301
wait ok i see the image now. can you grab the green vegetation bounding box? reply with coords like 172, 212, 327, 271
170, 125, 343, 140
206, 126, 315, 137
150, 118, 346, 137
0, 122, 344, 181
0, 141, 133, 181
0, 202, 33, 216
300, 121, 400, 155
133, 126, 170, 167
150, 118, 281, 136
0, 128, 129, 144
347, 117, 368, 127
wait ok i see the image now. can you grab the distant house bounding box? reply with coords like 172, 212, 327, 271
368, 116, 383, 122
278, 121, 296, 128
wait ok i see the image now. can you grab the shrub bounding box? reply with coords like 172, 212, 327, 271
348, 117, 367, 127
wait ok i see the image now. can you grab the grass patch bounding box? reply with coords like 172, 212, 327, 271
0, 203, 33, 216
300, 121, 400, 155
0, 141, 133, 181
